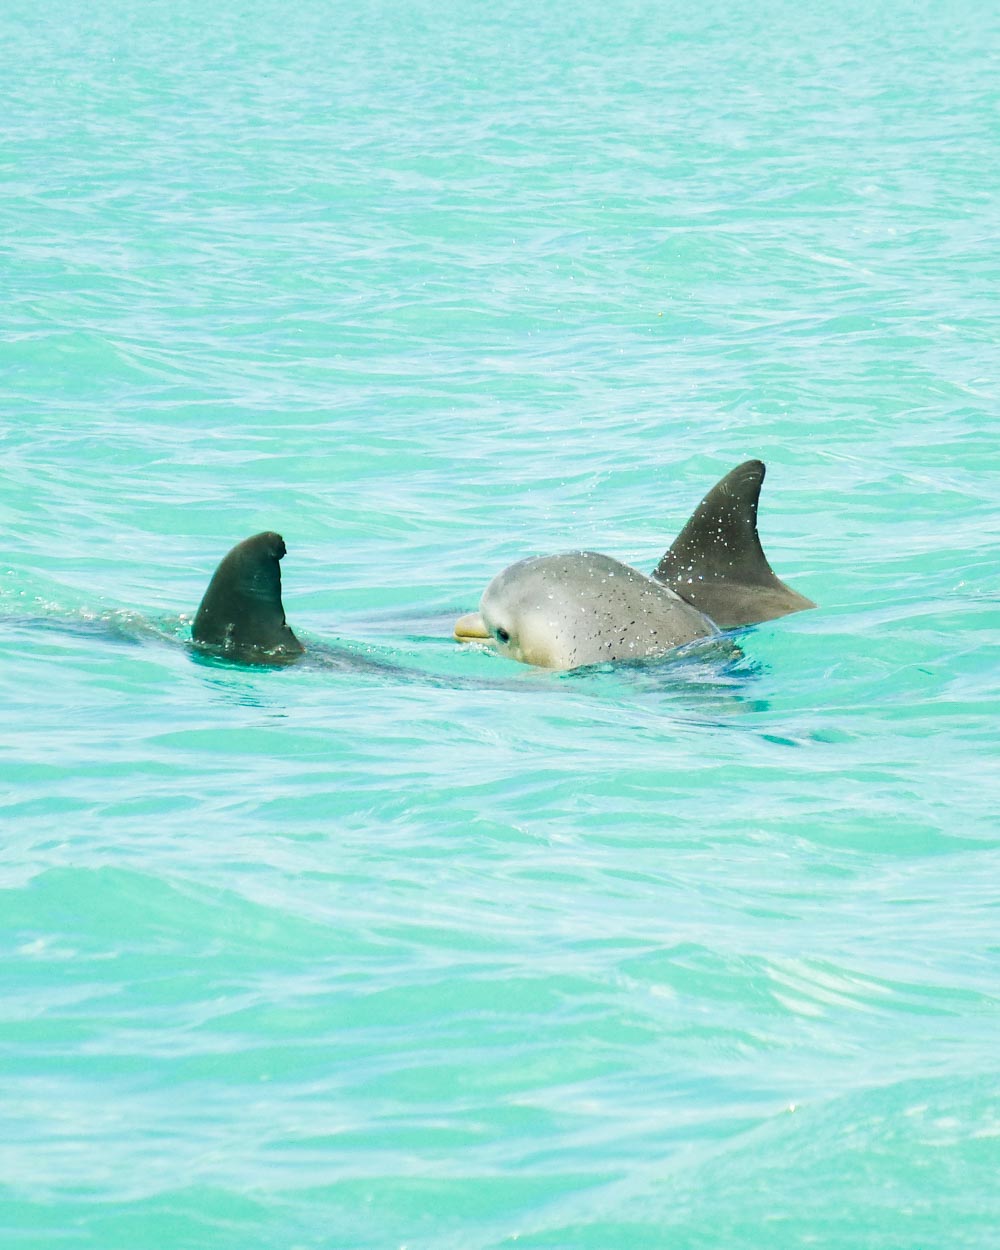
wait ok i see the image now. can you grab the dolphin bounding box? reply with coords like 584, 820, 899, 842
453, 460, 815, 670
192, 531, 304, 664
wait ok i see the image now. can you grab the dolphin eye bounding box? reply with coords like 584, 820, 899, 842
496, 626, 511, 644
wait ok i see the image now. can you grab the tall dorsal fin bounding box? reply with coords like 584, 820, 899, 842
652, 460, 815, 629
193, 531, 304, 662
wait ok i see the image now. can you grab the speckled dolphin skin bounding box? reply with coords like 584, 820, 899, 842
460, 550, 717, 669
454, 460, 815, 670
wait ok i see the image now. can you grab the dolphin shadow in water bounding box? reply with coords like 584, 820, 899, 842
453, 459, 816, 671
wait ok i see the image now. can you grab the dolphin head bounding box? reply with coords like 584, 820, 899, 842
456, 554, 588, 669
455, 551, 713, 670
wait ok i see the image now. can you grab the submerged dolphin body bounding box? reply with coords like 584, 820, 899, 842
192, 531, 304, 664
454, 460, 815, 670
188, 534, 416, 677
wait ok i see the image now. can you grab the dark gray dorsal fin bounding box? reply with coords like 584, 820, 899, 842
193, 531, 304, 662
652, 460, 815, 629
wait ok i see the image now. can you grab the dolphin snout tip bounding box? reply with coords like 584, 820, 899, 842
454, 612, 491, 643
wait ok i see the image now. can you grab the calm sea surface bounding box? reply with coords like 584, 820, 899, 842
3, 2, 999, 1246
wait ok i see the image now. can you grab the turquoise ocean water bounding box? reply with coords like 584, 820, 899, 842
3, 2, 999, 1246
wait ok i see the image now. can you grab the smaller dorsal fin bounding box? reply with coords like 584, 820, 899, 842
193, 531, 304, 661
652, 460, 815, 629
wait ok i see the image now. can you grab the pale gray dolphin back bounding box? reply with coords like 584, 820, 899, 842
653, 459, 815, 629
192, 531, 304, 663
